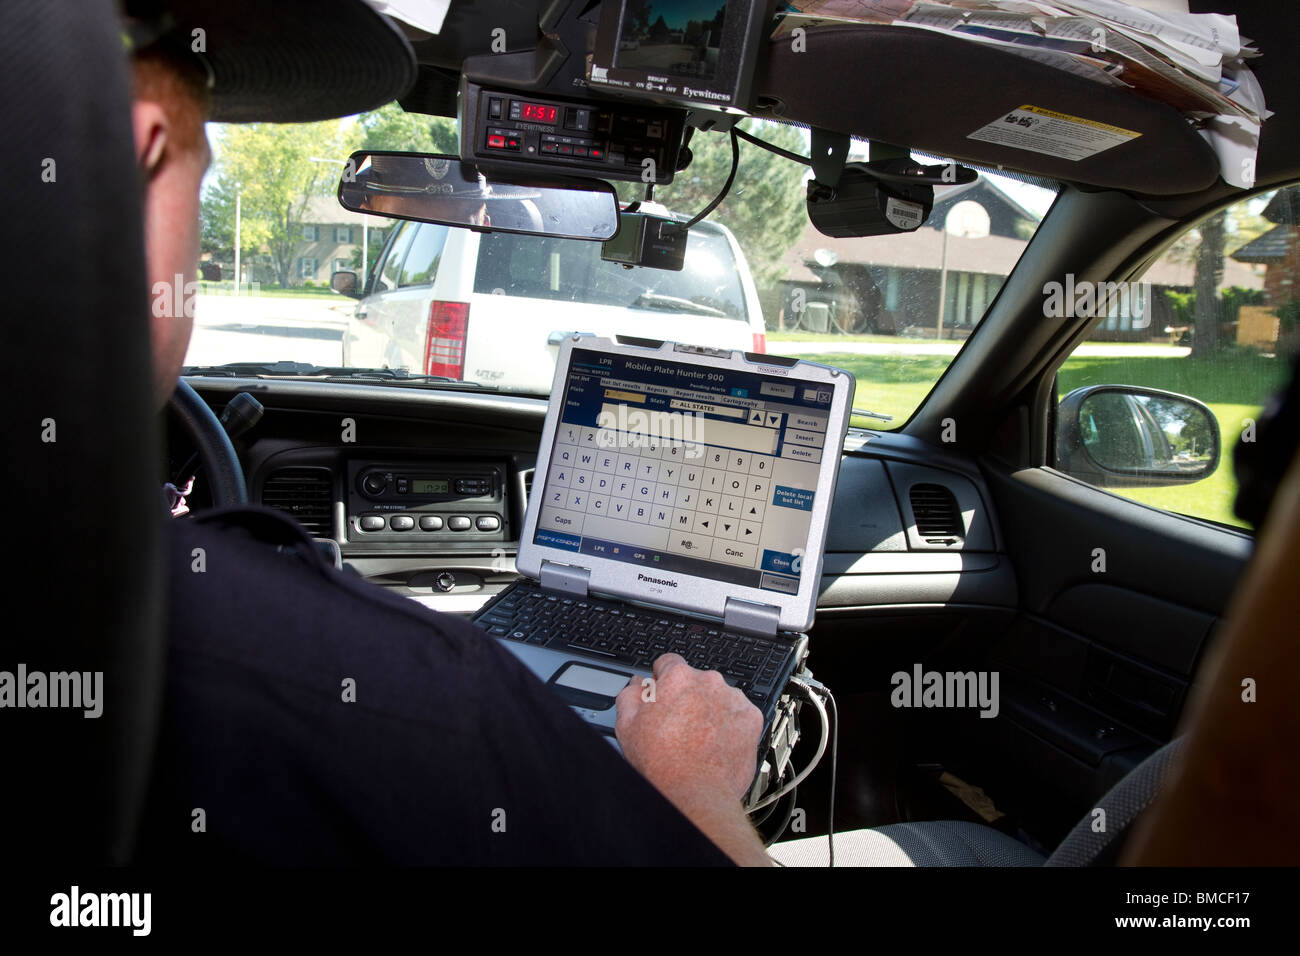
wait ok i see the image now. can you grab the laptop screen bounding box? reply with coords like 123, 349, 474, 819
533, 347, 836, 595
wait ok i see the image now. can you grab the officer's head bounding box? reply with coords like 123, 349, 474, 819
118, 0, 416, 406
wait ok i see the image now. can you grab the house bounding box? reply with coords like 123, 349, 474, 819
1230, 188, 1300, 307
287, 196, 384, 287
773, 176, 1261, 340
213, 195, 387, 288
774, 178, 1042, 337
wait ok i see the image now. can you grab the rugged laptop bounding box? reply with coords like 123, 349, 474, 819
472, 335, 854, 740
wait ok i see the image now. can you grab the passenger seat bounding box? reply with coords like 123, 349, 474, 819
770, 738, 1182, 867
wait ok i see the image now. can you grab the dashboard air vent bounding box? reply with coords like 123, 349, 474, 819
910, 483, 963, 539
522, 468, 535, 507
262, 468, 333, 537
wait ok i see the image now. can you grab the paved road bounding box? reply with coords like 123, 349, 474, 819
185, 293, 351, 368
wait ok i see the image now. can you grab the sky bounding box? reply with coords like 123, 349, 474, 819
640, 1, 723, 32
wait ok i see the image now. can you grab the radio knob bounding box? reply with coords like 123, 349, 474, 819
362, 473, 388, 496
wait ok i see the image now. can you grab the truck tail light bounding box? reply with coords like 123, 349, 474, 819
751, 332, 767, 354
424, 301, 469, 379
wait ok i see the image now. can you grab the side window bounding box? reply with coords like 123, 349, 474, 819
375, 221, 416, 293
1054, 185, 1298, 528
399, 223, 450, 287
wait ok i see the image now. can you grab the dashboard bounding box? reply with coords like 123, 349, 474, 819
185, 378, 1017, 623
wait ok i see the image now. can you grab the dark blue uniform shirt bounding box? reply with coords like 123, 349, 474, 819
137, 507, 732, 865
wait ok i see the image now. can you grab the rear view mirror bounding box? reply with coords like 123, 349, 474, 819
337, 151, 621, 241
1057, 385, 1220, 488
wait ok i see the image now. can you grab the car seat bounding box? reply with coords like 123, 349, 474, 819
769, 738, 1183, 866
0, 0, 167, 864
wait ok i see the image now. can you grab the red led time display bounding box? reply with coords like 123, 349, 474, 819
520, 102, 558, 123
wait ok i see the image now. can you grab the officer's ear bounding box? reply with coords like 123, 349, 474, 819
131, 99, 169, 181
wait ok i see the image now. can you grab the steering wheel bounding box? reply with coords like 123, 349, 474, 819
168, 379, 249, 508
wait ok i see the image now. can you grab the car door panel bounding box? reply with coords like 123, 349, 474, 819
955, 460, 1251, 844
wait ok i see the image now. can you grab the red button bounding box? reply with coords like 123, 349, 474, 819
487, 134, 506, 149
589, 148, 602, 159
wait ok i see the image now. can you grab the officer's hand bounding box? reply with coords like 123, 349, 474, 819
615, 653, 763, 802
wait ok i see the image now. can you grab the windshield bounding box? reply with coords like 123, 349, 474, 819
190, 107, 1061, 425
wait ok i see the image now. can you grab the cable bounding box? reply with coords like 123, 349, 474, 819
767, 783, 799, 845
623, 182, 655, 215
825, 687, 839, 867
748, 760, 790, 829
733, 125, 811, 166
748, 676, 829, 812
670, 128, 739, 233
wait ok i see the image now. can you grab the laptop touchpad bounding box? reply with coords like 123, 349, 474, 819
550, 662, 632, 710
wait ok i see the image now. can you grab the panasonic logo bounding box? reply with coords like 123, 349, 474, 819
637, 573, 678, 588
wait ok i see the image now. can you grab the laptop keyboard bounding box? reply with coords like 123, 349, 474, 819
474, 582, 797, 707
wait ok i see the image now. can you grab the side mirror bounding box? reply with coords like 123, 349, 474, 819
1057, 385, 1220, 488
330, 270, 361, 298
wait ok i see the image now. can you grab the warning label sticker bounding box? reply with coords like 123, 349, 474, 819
967, 105, 1140, 162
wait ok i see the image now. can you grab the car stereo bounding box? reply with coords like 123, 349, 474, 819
345, 460, 509, 543
586, 0, 776, 113
459, 79, 685, 184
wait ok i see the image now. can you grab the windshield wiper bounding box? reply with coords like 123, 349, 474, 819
630, 293, 728, 318
182, 362, 496, 390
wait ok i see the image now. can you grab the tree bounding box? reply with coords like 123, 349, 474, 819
207, 119, 357, 287
355, 101, 458, 154
1191, 210, 1227, 356
633, 118, 810, 289
199, 177, 236, 262
1163, 197, 1272, 356
624, 0, 651, 37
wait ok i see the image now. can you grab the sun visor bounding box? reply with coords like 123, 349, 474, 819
752, 25, 1222, 197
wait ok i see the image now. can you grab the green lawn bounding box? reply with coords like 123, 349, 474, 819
768, 331, 940, 345
767, 331, 1181, 348
801, 349, 1288, 529
197, 280, 338, 299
